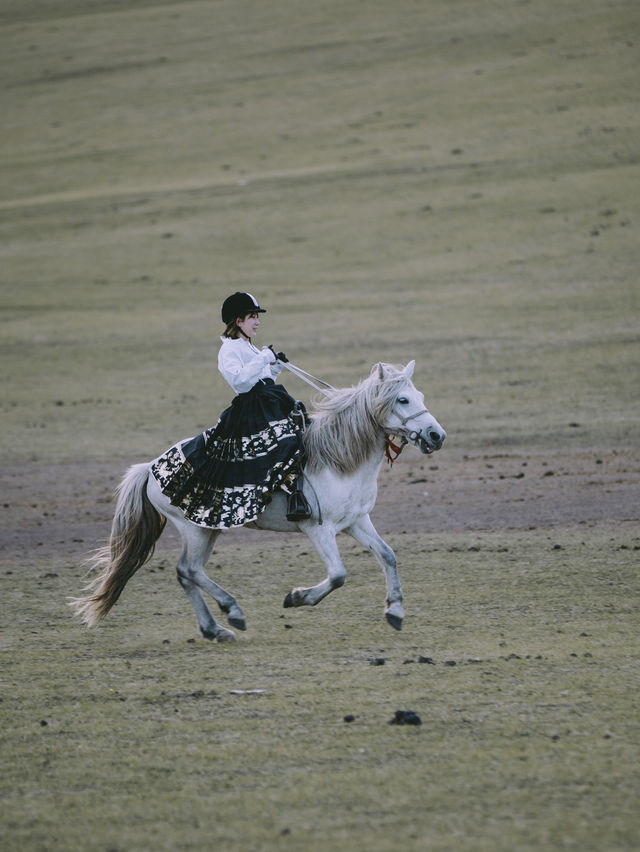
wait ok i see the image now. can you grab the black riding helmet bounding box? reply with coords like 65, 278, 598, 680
221, 292, 266, 324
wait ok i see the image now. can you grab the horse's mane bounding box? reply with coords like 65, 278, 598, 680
303, 363, 411, 475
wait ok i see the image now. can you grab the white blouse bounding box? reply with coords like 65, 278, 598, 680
218, 337, 283, 394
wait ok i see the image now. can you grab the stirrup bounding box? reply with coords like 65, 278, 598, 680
286, 489, 312, 522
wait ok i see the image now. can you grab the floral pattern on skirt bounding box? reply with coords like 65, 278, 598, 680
150, 381, 304, 529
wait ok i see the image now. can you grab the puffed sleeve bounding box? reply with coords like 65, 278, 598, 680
218, 342, 276, 393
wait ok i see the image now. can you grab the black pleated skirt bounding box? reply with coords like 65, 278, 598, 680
150, 380, 305, 528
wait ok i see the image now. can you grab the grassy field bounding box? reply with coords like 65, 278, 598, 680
2, 528, 639, 851
1, 0, 639, 849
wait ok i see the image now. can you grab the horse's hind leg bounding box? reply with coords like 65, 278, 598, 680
176, 527, 246, 641
346, 515, 404, 630
283, 524, 346, 608
178, 573, 237, 642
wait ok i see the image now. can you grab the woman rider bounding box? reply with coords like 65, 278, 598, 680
150, 292, 312, 527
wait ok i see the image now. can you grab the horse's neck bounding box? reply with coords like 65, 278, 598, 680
349, 434, 387, 483
304, 433, 386, 484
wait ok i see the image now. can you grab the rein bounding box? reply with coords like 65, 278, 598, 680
282, 361, 335, 397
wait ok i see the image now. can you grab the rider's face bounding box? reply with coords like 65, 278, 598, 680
236, 312, 260, 338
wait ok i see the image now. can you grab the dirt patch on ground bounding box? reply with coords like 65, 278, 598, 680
2, 447, 638, 565
376, 447, 640, 535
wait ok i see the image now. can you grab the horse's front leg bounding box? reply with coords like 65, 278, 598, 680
283, 524, 346, 608
347, 515, 404, 630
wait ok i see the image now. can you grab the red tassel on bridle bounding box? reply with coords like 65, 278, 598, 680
385, 435, 407, 466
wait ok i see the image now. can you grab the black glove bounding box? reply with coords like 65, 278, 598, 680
269, 345, 289, 363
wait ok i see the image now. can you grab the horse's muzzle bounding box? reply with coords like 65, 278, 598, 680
412, 428, 446, 454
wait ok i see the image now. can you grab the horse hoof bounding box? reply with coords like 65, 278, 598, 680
228, 616, 247, 631
284, 589, 307, 607
216, 627, 237, 643
385, 612, 403, 631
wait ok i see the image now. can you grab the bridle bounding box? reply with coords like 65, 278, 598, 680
393, 407, 431, 432
281, 361, 335, 395
384, 405, 431, 465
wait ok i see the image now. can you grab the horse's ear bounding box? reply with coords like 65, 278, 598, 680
403, 360, 415, 379
377, 362, 385, 380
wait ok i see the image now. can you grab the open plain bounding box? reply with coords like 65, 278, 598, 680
1, 1, 639, 849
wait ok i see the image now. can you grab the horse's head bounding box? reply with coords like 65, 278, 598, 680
377, 360, 446, 455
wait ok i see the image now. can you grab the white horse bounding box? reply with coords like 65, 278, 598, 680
72, 361, 446, 641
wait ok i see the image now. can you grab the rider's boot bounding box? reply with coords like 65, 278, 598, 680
286, 477, 312, 521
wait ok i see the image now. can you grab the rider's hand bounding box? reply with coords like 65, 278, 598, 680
262, 346, 277, 363
268, 345, 289, 363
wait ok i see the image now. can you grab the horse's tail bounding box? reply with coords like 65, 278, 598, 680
70, 462, 166, 627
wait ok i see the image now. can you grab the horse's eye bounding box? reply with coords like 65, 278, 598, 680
397, 397, 409, 405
